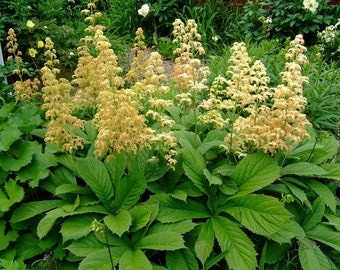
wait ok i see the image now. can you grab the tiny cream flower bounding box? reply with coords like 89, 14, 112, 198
26, 20, 35, 29
138, 4, 150, 17
303, 0, 319, 13
212, 35, 219, 42
28, 48, 37, 58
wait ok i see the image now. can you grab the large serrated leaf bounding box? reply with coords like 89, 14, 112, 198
11, 200, 66, 223
0, 126, 22, 152
137, 232, 185, 250
129, 204, 152, 232
114, 172, 146, 211
231, 152, 280, 196
306, 179, 336, 213
166, 250, 199, 270
79, 247, 127, 270
281, 162, 328, 177
149, 220, 196, 235
60, 214, 99, 243
306, 224, 340, 252
104, 210, 132, 237
0, 220, 18, 251
119, 249, 152, 270
223, 194, 292, 237
320, 163, 340, 181
299, 237, 335, 270
151, 194, 210, 223
212, 216, 257, 270
67, 233, 104, 257
194, 220, 214, 266
76, 157, 115, 211
302, 197, 325, 231
181, 147, 208, 194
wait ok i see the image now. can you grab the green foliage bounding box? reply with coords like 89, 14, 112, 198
240, 0, 340, 44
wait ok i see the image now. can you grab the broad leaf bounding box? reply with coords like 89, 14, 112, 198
55, 184, 92, 195
8, 105, 42, 132
119, 249, 152, 270
306, 179, 336, 213
149, 220, 196, 236
204, 168, 222, 185
283, 179, 312, 209
79, 247, 127, 270
306, 224, 340, 252
212, 216, 257, 270
151, 194, 210, 223
61, 214, 99, 243
104, 210, 132, 237
194, 220, 214, 266
16, 147, 58, 187
0, 179, 24, 212
11, 200, 66, 223
0, 140, 34, 171
281, 162, 328, 177
104, 152, 127, 182
76, 157, 115, 211
37, 208, 66, 239
67, 233, 104, 257
137, 232, 185, 250
302, 197, 325, 231
270, 219, 305, 244
320, 163, 340, 181
223, 194, 292, 236
130, 204, 152, 232
231, 152, 280, 196
114, 172, 146, 211
181, 147, 208, 194
166, 250, 199, 270
299, 237, 335, 270
0, 126, 22, 152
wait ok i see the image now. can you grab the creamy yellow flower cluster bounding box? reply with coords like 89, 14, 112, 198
200, 35, 311, 156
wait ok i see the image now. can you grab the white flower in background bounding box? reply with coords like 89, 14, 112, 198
303, 0, 319, 13
212, 36, 219, 42
138, 4, 150, 17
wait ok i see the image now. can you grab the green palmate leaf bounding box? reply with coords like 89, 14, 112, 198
16, 146, 58, 187
137, 232, 185, 250
61, 214, 100, 243
223, 194, 292, 237
306, 224, 340, 252
0, 179, 24, 212
166, 250, 199, 270
305, 179, 336, 213
114, 171, 146, 211
119, 249, 152, 270
0, 102, 16, 120
231, 152, 280, 196
129, 204, 152, 232
181, 147, 208, 194
299, 237, 335, 270
76, 157, 115, 211
0, 126, 22, 152
0, 220, 18, 251
8, 105, 42, 132
194, 220, 214, 266
281, 162, 328, 177
302, 197, 325, 232
212, 216, 257, 270
11, 200, 66, 223
67, 233, 104, 257
104, 210, 132, 237
152, 194, 210, 223
79, 247, 127, 270
0, 140, 34, 171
